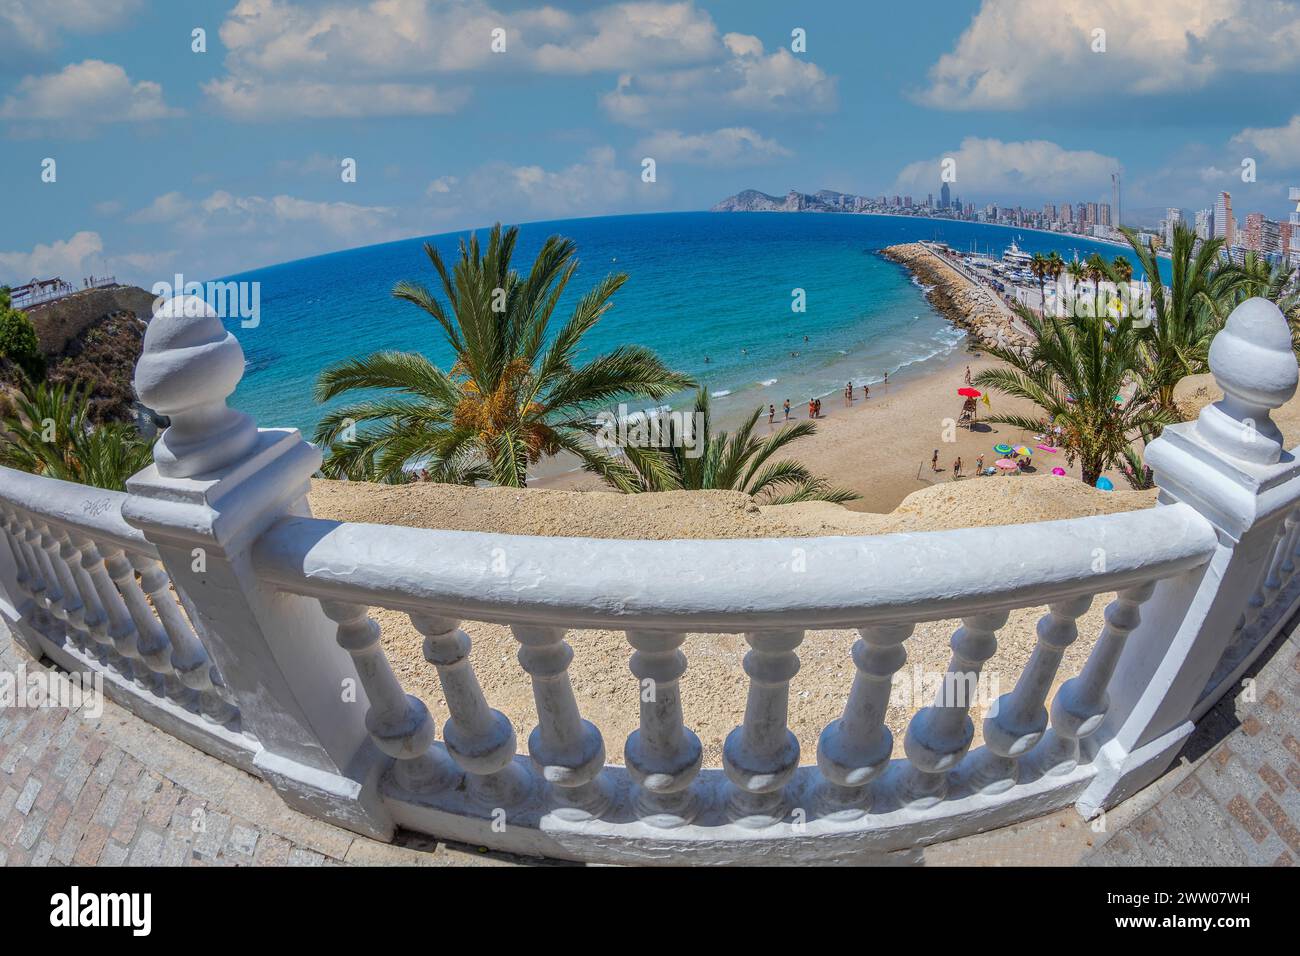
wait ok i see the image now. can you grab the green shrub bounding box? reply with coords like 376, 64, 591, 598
0, 288, 45, 382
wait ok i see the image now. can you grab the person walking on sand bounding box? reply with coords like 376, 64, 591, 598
975, 453, 984, 475
953, 456, 962, 479
863, 383, 870, 400
931, 448, 940, 472
809, 399, 816, 419
884, 370, 889, 385
964, 365, 972, 385
768, 404, 775, 424
783, 399, 791, 421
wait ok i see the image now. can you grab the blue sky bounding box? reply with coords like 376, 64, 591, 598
2, 0, 1298, 284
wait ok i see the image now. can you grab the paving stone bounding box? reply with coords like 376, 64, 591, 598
226, 822, 260, 859
287, 846, 326, 867
128, 825, 166, 867
13, 776, 40, 814
99, 841, 130, 866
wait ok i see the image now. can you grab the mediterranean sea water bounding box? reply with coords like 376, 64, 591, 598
220, 210, 1162, 436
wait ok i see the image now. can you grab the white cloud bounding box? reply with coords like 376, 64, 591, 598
602, 35, 836, 126
0, 60, 181, 126
1232, 114, 1300, 168
530, 2, 721, 72
203, 77, 467, 120
636, 127, 791, 166
0, 230, 172, 286
205, 0, 727, 118
424, 147, 651, 222
0, 0, 141, 54
894, 137, 1120, 199
917, 0, 1300, 110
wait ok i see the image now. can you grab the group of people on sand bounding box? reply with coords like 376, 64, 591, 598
758, 371, 891, 426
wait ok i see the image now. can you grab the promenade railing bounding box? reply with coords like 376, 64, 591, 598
1, 295, 1297, 863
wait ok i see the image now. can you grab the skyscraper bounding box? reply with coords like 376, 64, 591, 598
1291, 188, 1300, 263
1112, 172, 1122, 228
940, 181, 951, 210
1195, 209, 1212, 240
1165, 208, 1183, 247
1214, 191, 1235, 245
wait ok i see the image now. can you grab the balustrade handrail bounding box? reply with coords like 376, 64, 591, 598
0, 465, 154, 557
251, 504, 1218, 630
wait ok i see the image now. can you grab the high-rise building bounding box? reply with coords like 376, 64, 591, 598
1214, 191, 1235, 245
1112, 172, 1122, 227
1195, 208, 1212, 240
940, 182, 951, 210
1290, 188, 1300, 262
1061, 203, 1074, 224
1165, 208, 1183, 247
1099, 203, 1112, 227
1244, 212, 1265, 251
1043, 203, 1056, 220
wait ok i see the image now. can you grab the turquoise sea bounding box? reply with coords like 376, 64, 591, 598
220, 211, 1162, 436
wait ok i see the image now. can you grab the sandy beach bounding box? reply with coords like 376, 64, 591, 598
536, 343, 1114, 514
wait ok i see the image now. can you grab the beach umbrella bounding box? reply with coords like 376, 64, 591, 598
994, 443, 1014, 455
1096, 476, 1115, 491
1013, 445, 1032, 456
1037, 444, 1059, 453
958, 387, 981, 398
1051, 467, 1067, 476
995, 459, 1019, 471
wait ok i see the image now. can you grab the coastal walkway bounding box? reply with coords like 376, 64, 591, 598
916, 242, 1035, 340
4, 608, 1294, 867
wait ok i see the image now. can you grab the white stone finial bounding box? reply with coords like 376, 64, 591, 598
135, 294, 258, 478
1199, 297, 1297, 466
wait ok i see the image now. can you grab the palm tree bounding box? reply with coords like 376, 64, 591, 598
0, 379, 154, 490
1112, 255, 1134, 283
314, 224, 692, 487
1121, 223, 1224, 413
1029, 253, 1048, 315
611, 388, 859, 504
974, 303, 1175, 485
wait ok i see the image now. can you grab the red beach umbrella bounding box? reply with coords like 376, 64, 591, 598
958, 387, 981, 398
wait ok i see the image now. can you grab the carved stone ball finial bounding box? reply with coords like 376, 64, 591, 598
1199, 297, 1298, 466
134, 295, 258, 478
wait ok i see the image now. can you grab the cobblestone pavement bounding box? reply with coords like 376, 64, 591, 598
1083, 623, 1300, 867
1, 619, 1295, 867
0, 634, 535, 867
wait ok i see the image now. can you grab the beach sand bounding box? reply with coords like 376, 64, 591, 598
535, 343, 1114, 514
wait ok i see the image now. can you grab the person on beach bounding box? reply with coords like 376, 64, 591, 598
931, 449, 940, 472
964, 365, 972, 385
845, 382, 852, 404
863, 384, 870, 400
976, 454, 985, 475
884, 370, 889, 385
809, 399, 816, 419
783, 399, 791, 421
953, 457, 962, 479
768, 404, 775, 424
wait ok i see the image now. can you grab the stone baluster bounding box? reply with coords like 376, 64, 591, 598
512, 625, 611, 820
1278, 508, 1300, 591
22, 517, 58, 618
966, 595, 1093, 792
815, 623, 912, 818
723, 628, 804, 827
409, 612, 530, 808
321, 601, 458, 793
1226, 525, 1281, 649
37, 522, 78, 627
899, 611, 1008, 807
76, 535, 148, 689
14, 514, 54, 634
103, 547, 175, 698
1260, 508, 1299, 609
128, 552, 236, 725
1039, 582, 1156, 775
624, 630, 703, 828
1, 509, 37, 620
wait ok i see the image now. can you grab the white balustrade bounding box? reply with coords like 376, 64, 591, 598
816, 623, 912, 817
900, 611, 1008, 807
624, 629, 702, 827
723, 628, 804, 827
320, 601, 457, 792
1039, 583, 1156, 774
3, 295, 1297, 864
512, 624, 611, 819
967, 596, 1093, 793
410, 612, 530, 809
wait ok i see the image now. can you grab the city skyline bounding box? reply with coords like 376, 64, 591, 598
2, 0, 1299, 283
